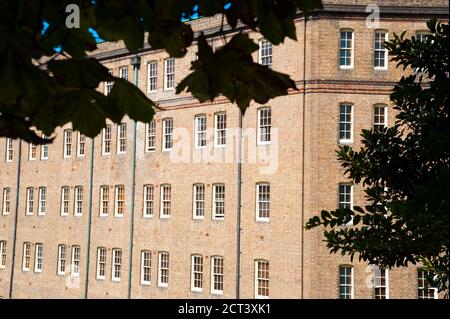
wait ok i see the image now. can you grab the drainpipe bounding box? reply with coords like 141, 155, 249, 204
8, 139, 22, 299
127, 54, 141, 299
236, 110, 243, 299
301, 15, 308, 299
84, 137, 95, 298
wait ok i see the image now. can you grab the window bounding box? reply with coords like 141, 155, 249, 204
111, 248, 122, 281
374, 31, 388, 69
117, 123, 127, 154
99, 186, 109, 217
5, 138, 13, 162
22, 242, 31, 271
214, 113, 227, 147
63, 129, 72, 158
71, 245, 81, 276
191, 255, 204, 292
0, 241, 6, 269
373, 105, 387, 132
213, 184, 225, 220
74, 186, 83, 217
255, 260, 269, 299
115, 185, 125, 217
339, 104, 353, 143
416, 32, 430, 43
339, 184, 353, 209
195, 115, 207, 149
418, 270, 438, 299
146, 120, 156, 152
2, 188, 11, 215
143, 185, 154, 218
41, 134, 49, 160
105, 70, 114, 95
119, 67, 128, 80
26, 187, 34, 215
259, 39, 272, 67
141, 250, 152, 285
256, 183, 270, 221
339, 266, 353, 299
77, 133, 86, 157
211, 256, 224, 295
57, 244, 67, 275
164, 58, 175, 90
158, 252, 169, 287
162, 118, 173, 151
102, 124, 112, 155
258, 108, 271, 144
38, 187, 46, 216
193, 184, 205, 219
61, 186, 70, 216
29, 143, 37, 161
34, 243, 43, 273
374, 267, 388, 299
148, 61, 158, 92
340, 30, 354, 68
96, 247, 107, 280
160, 184, 171, 218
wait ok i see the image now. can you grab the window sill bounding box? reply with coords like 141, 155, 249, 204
162, 149, 173, 153
193, 216, 205, 221
111, 278, 121, 282
141, 282, 151, 286
257, 141, 271, 146
211, 291, 223, 296
158, 283, 169, 288
374, 67, 388, 71
212, 217, 224, 221
339, 66, 354, 70
339, 139, 353, 145
256, 218, 270, 223
191, 288, 203, 293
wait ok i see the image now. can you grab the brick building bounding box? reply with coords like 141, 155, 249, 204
0, 0, 448, 299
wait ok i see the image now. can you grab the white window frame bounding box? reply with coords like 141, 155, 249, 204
22, 242, 31, 272
373, 104, 388, 132
158, 252, 169, 287
114, 185, 125, 218
140, 250, 152, 286
74, 186, 83, 217
41, 134, 49, 160
147, 61, 158, 93
160, 184, 171, 219
77, 132, 86, 157
339, 103, 353, 144
373, 266, 389, 299
256, 183, 270, 222
57, 244, 67, 275
212, 184, 225, 220
5, 138, 13, 162
339, 30, 354, 69
257, 107, 272, 145
25, 187, 34, 216
339, 184, 353, 210
29, 143, 37, 161
255, 260, 269, 299
119, 66, 128, 81
102, 124, 112, 155
143, 185, 154, 218
164, 58, 175, 90
34, 243, 43, 273
0, 241, 6, 269
418, 269, 438, 299
96, 247, 107, 280
191, 254, 203, 292
111, 248, 122, 282
99, 185, 109, 217
145, 120, 156, 152
2, 188, 11, 216
214, 113, 227, 148
71, 245, 81, 276
211, 256, 224, 295
117, 123, 127, 154
60, 186, 70, 216
63, 129, 72, 158
193, 184, 205, 220
258, 39, 272, 67
38, 187, 46, 216
194, 115, 207, 149
374, 31, 388, 70
162, 118, 173, 152
105, 70, 114, 95
339, 265, 354, 299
